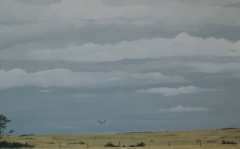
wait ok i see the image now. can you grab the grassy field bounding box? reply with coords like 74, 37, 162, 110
3, 128, 240, 149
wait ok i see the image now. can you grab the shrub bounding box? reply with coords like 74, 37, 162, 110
136, 142, 146, 147
78, 141, 85, 145
222, 140, 237, 145
104, 142, 146, 147
67, 141, 85, 145
0, 140, 34, 148
104, 142, 116, 147
129, 142, 146, 147
129, 144, 135, 147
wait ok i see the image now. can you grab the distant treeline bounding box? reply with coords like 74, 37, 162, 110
104, 141, 146, 147
221, 128, 236, 130
0, 140, 34, 148
117, 131, 161, 134
19, 134, 35, 137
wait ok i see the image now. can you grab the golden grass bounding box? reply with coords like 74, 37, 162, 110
3, 128, 240, 149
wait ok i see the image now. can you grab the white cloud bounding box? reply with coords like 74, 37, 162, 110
136, 86, 215, 96
0, 69, 187, 90
158, 105, 211, 112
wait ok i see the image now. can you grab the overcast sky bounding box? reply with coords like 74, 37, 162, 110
1, 0, 240, 135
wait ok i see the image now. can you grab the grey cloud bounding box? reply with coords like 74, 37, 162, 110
224, 2, 240, 8
175, 0, 240, 6
2, 23, 240, 53
3, 33, 237, 62
0, 22, 179, 50
189, 24, 240, 42
17, 0, 62, 6
49, 1, 240, 27
2, 55, 240, 73
102, 0, 175, 7
181, 62, 240, 74
103, 0, 240, 7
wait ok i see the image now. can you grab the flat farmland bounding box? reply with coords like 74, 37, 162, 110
3, 128, 240, 149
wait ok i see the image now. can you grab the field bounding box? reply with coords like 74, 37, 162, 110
3, 128, 240, 149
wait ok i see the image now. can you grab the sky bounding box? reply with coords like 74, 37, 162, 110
1, 0, 240, 135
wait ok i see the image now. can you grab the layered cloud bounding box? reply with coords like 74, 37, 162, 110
158, 105, 211, 112
136, 86, 214, 96
1, 0, 240, 51
10, 33, 236, 62
0, 69, 187, 90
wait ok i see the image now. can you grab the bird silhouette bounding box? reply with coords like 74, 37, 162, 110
98, 119, 106, 124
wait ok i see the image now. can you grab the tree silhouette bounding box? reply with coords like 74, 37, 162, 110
0, 114, 14, 139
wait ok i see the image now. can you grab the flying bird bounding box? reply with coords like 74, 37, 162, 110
98, 119, 106, 124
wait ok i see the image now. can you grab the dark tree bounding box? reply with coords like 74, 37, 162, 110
0, 114, 14, 139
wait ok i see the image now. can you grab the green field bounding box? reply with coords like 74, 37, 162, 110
2, 128, 240, 149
